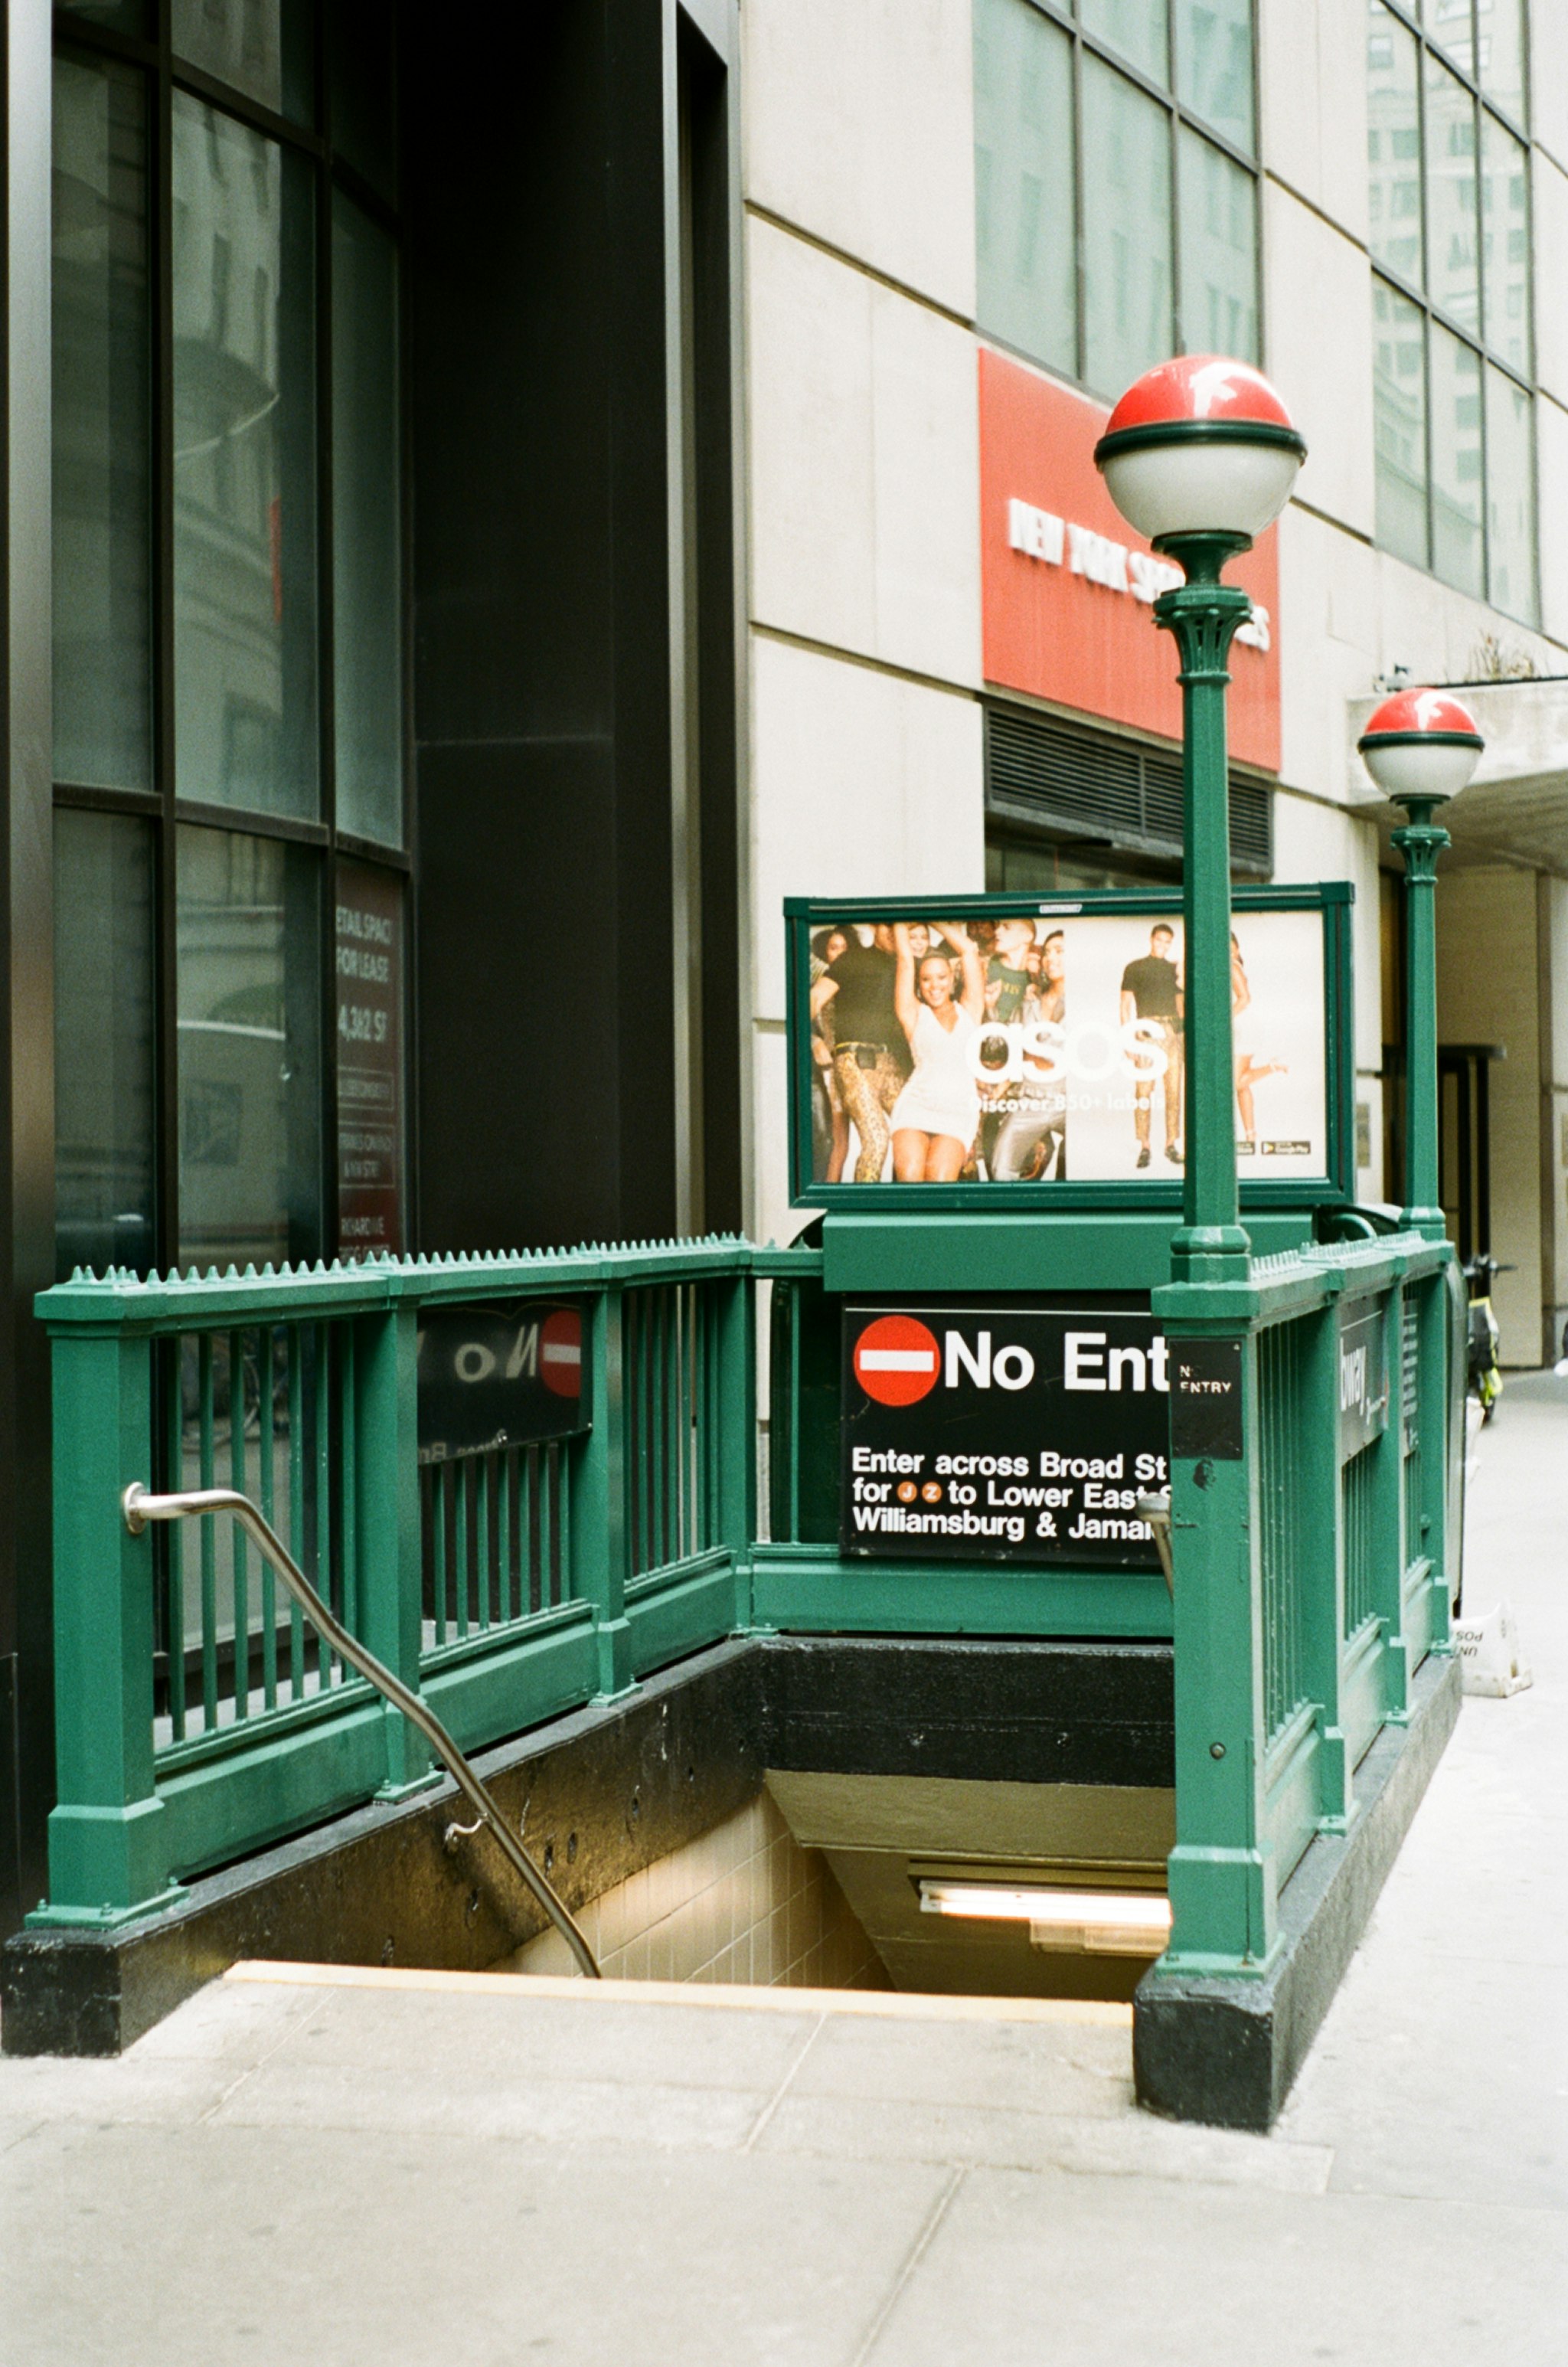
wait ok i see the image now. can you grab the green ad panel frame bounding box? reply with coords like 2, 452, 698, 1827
786, 884, 1357, 1216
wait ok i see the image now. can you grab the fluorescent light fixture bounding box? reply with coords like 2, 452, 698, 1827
918, 1881, 1171, 1959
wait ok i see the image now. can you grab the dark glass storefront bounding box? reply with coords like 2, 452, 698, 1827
51, 1, 407, 1280
5, 0, 743, 1937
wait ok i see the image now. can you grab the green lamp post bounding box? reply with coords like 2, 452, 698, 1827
1357, 688, 1484, 1237
1095, 358, 1305, 1282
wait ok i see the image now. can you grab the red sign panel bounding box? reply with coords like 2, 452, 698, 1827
978, 348, 1282, 774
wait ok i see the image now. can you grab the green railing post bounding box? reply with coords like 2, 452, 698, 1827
573, 1285, 635, 1698
715, 1268, 756, 1627
1153, 536, 1253, 1287
1296, 1302, 1353, 1833
32, 1317, 180, 1924
1161, 1322, 1278, 1976
355, 1303, 433, 1796
1413, 1270, 1458, 1658
1363, 1283, 1414, 1721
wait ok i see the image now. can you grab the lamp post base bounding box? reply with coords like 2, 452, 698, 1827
1168, 1223, 1252, 1285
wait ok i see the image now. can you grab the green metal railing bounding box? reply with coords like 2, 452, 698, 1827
1159, 1229, 1460, 1976
33, 1241, 756, 1927
33, 1225, 1461, 1973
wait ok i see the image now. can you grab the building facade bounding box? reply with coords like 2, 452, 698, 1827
742, 0, 1568, 1379
1, 0, 1564, 1934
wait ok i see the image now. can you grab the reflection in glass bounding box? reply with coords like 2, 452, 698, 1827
974, 0, 1076, 378
1081, 0, 1170, 89
172, 95, 318, 819
1083, 58, 1172, 399
1477, 0, 1526, 126
328, 0, 397, 201
53, 54, 152, 793
1367, 2, 1423, 290
177, 825, 321, 1271
57, 0, 149, 31
1174, 0, 1253, 153
1429, 324, 1484, 597
1374, 278, 1429, 568
55, 810, 157, 1279
1425, 0, 1475, 77
332, 195, 403, 846
1481, 110, 1530, 371
171, 0, 313, 123
1178, 131, 1256, 360
1423, 54, 1478, 332
1485, 367, 1536, 623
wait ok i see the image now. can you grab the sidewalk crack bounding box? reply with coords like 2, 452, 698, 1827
849, 2164, 967, 2367
740, 2012, 826, 2153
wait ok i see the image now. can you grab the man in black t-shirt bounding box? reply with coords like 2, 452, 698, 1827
809, 927, 908, 1182
1119, 924, 1184, 1169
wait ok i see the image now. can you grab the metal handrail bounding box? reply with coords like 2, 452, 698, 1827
1136, 1491, 1175, 1598
122, 1481, 599, 1979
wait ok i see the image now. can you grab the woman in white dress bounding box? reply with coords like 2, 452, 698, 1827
889, 921, 985, 1181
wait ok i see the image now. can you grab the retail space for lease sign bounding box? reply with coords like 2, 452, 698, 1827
977, 346, 1282, 774
787, 886, 1354, 1210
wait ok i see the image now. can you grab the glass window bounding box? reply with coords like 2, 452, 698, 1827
1174, 0, 1253, 152
1477, 0, 1526, 125
1367, 4, 1423, 289
1480, 110, 1529, 372
171, 0, 314, 125
172, 93, 318, 820
334, 861, 405, 1253
332, 194, 403, 846
1083, 57, 1173, 397
1429, 323, 1484, 597
1423, 54, 1478, 332
1178, 129, 1256, 360
974, 0, 1076, 378
1425, 0, 1475, 76
176, 824, 321, 1271
328, 0, 397, 202
1485, 364, 1536, 623
1373, 279, 1429, 567
53, 53, 152, 794
57, 0, 149, 31
1081, 0, 1170, 89
54, 810, 156, 1280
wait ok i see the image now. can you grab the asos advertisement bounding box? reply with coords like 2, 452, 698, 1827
792, 897, 1333, 1195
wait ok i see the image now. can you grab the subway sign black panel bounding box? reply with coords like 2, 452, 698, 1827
840, 1301, 1168, 1568
417, 1299, 590, 1464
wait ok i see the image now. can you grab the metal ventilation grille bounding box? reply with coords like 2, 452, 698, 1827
985, 703, 1272, 877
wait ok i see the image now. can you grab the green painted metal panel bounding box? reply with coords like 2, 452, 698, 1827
626, 1558, 743, 1679
419, 1614, 601, 1756
822, 1211, 1313, 1296
750, 1544, 1171, 1640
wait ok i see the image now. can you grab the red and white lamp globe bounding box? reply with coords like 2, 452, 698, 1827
1093, 355, 1306, 544
1357, 687, 1484, 807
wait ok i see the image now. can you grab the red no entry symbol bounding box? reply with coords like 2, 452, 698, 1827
539, 1307, 583, 1398
853, 1316, 940, 1407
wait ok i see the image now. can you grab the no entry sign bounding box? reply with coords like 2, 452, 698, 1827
841, 1300, 1169, 1570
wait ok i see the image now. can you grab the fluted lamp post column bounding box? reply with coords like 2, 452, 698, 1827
1357, 688, 1484, 1239
1095, 358, 1305, 1283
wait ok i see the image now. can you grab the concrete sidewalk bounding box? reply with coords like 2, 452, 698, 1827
2, 1378, 1563, 2365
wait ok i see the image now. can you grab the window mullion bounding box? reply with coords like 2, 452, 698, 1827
152, 41, 181, 1275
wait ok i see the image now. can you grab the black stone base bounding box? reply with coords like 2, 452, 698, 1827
1133, 1649, 1462, 2132
2, 1632, 1171, 2056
